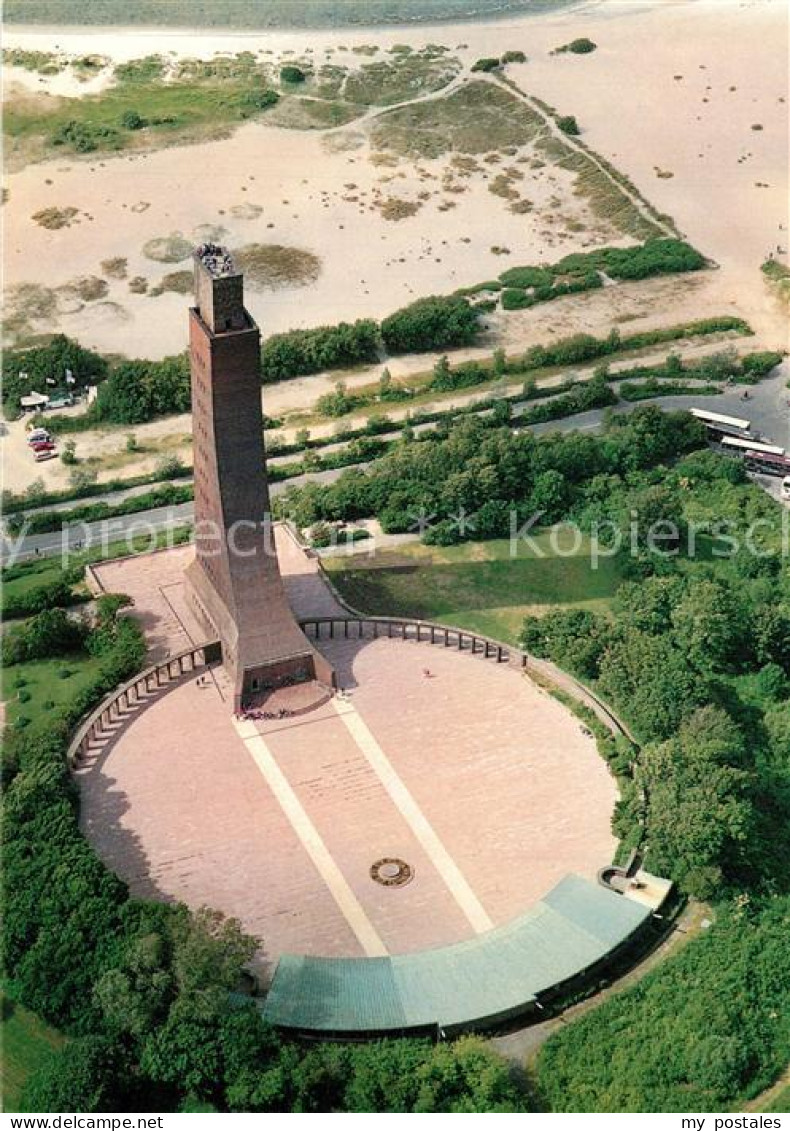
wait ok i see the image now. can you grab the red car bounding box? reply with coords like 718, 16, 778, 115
31, 440, 56, 453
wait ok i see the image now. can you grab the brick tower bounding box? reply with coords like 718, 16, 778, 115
185, 244, 333, 709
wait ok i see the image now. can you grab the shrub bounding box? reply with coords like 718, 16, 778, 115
69, 467, 99, 491
2, 607, 87, 667
501, 50, 527, 64
471, 57, 501, 73
261, 319, 380, 381
51, 119, 121, 153
280, 64, 307, 83
308, 521, 334, 547
599, 239, 706, 280
156, 455, 185, 477
761, 258, 790, 285
380, 295, 479, 354
501, 288, 532, 311
2, 580, 78, 620
315, 382, 361, 418
120, 109, 145, 130
739, 350, 783, 380
555, 38, 597, 55
558, 115, 581, 136
499, 265, 553, 289
22, 482, 195, 536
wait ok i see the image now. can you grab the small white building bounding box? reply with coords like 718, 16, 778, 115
19, 391, 50, 413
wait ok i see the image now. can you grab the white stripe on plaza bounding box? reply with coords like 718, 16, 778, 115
331, 698, 494, 935
232, 716, 388, 958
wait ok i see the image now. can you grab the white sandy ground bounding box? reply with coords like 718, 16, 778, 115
2, 0, 788, 494
2, 120, 606, 349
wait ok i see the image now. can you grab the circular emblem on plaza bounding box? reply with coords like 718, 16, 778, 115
370, 857, 414, 887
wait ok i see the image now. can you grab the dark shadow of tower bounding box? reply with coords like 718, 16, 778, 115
184, 244, 334, 710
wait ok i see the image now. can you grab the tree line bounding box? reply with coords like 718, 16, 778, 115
5, 239, 715, 423
274, 405, 708, 536
536, 895, 790, 1111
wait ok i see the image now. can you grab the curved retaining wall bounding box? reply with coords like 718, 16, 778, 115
68, 613, 634, 772
299, 614, 634, 743
67, 640, 218, 770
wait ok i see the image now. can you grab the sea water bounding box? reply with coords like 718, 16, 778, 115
5, 0, 583, 30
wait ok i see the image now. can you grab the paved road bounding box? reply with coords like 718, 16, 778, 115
4, 364, 786, 564
530, 362, 789, 445
8, 439, 358, 521
0, 466, 354, 565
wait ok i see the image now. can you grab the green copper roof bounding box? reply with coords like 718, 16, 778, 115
263, 875, 652, 1035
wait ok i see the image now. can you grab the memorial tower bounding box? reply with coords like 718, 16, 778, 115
184, 244, 333, 709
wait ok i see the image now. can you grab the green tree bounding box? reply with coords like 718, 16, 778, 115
3, 335, 107, 415
670, 579, 740, 672
22, 1037, 137, 1113
121, 109, 145, 130
638, 706, 751, 896
597, 630, 707, 739
413, 1038, 528, 1112
528, 469, 569, 522
2, 607, 86, 666
280, 64, 306, 83
431, 355, 453, 389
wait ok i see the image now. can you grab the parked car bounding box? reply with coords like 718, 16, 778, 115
34, 450, 58, 462
31, 440, 56, 453
27, 428, 52, 445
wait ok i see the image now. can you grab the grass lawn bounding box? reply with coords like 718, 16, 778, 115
1, 994, 66, 1112
4, 652, 107, 728
323, 529, 622, 643
5, 69, 280, 165
762, 1083, 790, 1113
1, 555, 76, 605
2, 526, 193, 612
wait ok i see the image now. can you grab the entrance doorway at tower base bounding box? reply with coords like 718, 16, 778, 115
238, 678, 334, 720
236, 649, 335, 713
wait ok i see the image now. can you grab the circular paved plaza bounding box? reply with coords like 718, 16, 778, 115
78, 632, 618, 971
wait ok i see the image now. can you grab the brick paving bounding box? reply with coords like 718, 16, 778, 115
81, 533, 618, 967
78, 673, 363, 974
260, 697, 475, 954
90, 526, 344, 662
322, 637, 618, 926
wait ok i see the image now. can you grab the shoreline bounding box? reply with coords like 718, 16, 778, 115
0, 0, 611, 58
3, 0, 599, 38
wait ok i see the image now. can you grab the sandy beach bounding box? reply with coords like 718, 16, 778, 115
2, 0, 787, 491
